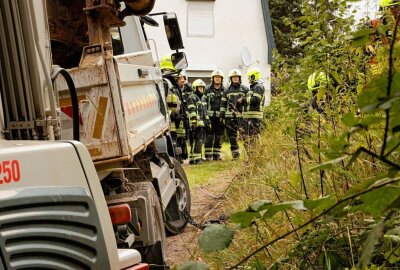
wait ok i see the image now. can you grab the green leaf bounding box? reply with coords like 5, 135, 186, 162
360, 116, 385, 126
385, 136, 400, 155
344, 174, 387, 197
310, 156, 348, 172
384, 234, 400, 243
342, 112, 357, 127
378, 97, 400, 110
360, 102, 381, 113
348, 28, 373, 47
377, 24, 389, 36
230, 211, 260, 228
178, 262, 209, 270
198, 224, 235, 252
329, 70, 342, 84
358, 219, 385, 268
262, 201, 306, 219
385, 249, 400, 264
391, 113, 400, 133
358, 74, 387, 111
289, 172, 301, 188
360, 186, 400, 218
249, 200, 272, 212
304, 196, 336, 215
394, 46, 400, 58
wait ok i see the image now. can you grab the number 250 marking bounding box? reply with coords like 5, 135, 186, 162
0, 160, 21, 184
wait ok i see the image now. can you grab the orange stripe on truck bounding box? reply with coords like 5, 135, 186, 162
123, 94, 157, 116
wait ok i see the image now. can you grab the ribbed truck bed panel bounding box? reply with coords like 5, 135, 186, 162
0, 187, 111, 270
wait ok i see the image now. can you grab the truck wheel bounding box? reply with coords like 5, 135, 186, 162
164, 157, 191, 235
139, 184, 167, 269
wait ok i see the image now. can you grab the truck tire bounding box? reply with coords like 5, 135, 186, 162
138, 183, 168, 269
164, 157, 191, 235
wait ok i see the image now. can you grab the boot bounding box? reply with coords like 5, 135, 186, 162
213, 154, 222, 161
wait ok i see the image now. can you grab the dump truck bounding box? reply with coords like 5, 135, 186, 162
0, 0, 191, 269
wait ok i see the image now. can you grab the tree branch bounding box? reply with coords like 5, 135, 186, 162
381, 13, 400, 157
229, 176, 400, 269
384, 142, 400, 158
358, 147, 400, 170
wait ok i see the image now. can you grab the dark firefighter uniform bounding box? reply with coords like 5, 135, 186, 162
243, 68, 265, 145
220, 69, 248, 160
204, 70, 225, 161
178, 71, 193, 140
188, 79, 209, 164
161, 54, 188, 161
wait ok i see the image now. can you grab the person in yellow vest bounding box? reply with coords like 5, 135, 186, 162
307, 71, 329, 114
187, 79, 209, 164
160, 54, 188, 161
242, 68, 265, 147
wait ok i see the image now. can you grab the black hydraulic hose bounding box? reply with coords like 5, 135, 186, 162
51, 66, 79, 141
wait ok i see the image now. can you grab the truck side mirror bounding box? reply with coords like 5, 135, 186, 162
171, 52, 188, 70
163, 12, 184, 50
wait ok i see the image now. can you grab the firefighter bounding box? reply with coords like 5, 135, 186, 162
188, 79, 209, 164
307, 71, 328, 114
220, 69, 248, 160
177, 71, 193, 106
204, 70, 225, 161
242, 68, 265, 148
366, 0, 400, 75
160, 54, 188, 161
380, 0, 400, 15
177, 71, 192, 139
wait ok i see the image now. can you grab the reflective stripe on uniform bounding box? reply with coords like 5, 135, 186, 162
177, 128, 186, 137
253, 93, 263, 99
232, 149, 240, 154
189, 153, 202, 161
225, 111, 242, 118
204, 148, 213, 155
242, 111, 263, 119
207, 111, 221, 117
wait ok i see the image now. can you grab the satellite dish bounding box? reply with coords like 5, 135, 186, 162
241, 47, 253, 67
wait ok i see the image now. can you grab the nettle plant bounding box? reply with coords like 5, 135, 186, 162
178, 1, 400, 270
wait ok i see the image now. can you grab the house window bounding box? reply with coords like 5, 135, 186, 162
187, 1, 214, 37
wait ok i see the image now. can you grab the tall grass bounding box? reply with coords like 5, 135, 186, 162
200, 101, 384, 269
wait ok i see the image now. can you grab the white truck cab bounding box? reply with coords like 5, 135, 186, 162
0, 0, 191, 269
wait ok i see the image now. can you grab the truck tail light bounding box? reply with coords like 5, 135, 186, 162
108, 204, 132, 225
123, 263, 149, 270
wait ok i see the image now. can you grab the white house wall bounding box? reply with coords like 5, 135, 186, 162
143, 0, 271, 106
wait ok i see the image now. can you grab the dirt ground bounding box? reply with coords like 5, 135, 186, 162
166, 165, 240, 268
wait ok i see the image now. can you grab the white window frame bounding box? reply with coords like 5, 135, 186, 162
186, 1, 215, 38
